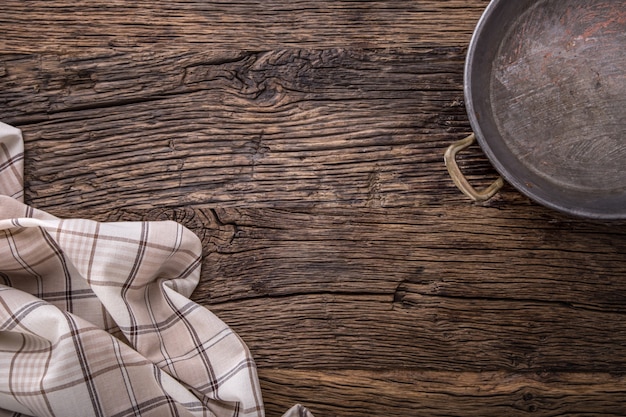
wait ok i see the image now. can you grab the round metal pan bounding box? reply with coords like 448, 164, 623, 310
446, 0, 625, 219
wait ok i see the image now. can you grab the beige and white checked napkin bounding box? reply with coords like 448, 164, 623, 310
0, 122, 312, 417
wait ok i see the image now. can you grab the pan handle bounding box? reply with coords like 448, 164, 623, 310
444, 133, 504, 202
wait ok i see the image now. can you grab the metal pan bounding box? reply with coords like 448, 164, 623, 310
445, 0, 625, 219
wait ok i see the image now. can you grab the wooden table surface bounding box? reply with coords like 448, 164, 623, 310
2, 1, 626, 415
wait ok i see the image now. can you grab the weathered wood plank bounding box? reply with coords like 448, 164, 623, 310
0, 47, 468, 119
0, 1, 490, 52
212, 292, 626, 372
260, 369, 626, 416
92, 206, 626, 373
104, 206, 626, 307
0, 48, 500, 213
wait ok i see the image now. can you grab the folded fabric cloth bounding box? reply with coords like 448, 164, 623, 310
0, 122, 312, 417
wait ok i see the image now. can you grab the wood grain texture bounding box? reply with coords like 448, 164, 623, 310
260, 369, 626, 417
1, 47, 495, 213
2, 0, 626, 415
0, 1, 489, 52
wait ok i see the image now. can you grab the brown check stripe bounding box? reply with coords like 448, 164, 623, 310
0, 122, 312, 417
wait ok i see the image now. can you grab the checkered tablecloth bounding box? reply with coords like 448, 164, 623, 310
0, 122, 312, 417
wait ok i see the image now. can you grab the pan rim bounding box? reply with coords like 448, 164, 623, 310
464, 0, 626, 220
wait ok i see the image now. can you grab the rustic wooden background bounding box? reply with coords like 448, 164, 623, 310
2, 1, 626, 416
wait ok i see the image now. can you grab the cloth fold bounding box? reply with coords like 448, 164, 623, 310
0, 122, 312, 417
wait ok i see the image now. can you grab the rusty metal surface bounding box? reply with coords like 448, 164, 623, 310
465, 0, 626, 219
